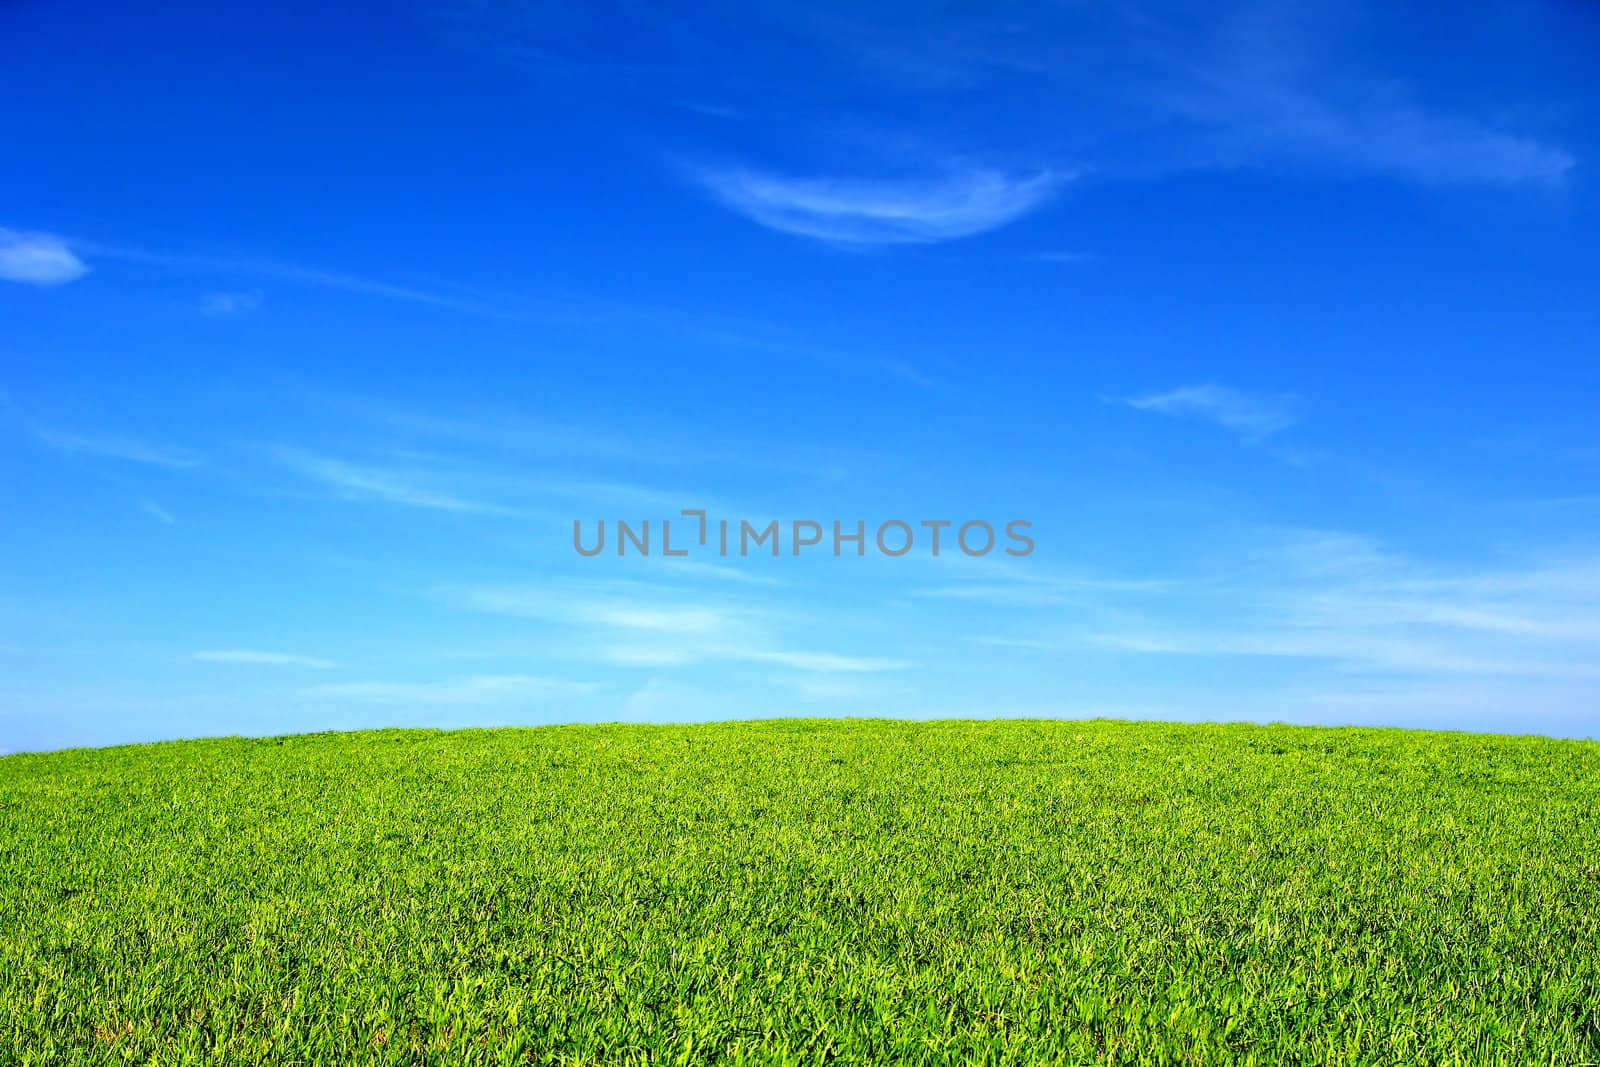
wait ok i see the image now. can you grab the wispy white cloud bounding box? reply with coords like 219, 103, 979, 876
60, 235, 489, 313
0, 229, 87, 285
138, 499, 176, 525
685, 164, 1065, 245
595, 641, 908, 674
317, 397, 705, 467
31, 427, 203, 468
885, 361, 947, 392
1147, 4, 1576, 190
656, 559, 785, 586
195, 649, 336, 669
849, 3, 1575, 190
749, 650, 908, 673
916, 581, 1133, 609
1086, 628, 1600, 680
599, 645, 705, 668
998, 529, 1600, 686
576, 603, 728, 635
302, 674, 595, 704
236, 261, 484, 313
1125, 384, 1299, 441
1026, 250, 1094, 265
437, 1, 1574, 194
1266, 98, 1572, 189
270, 441, 726, 525
460, 583, 741, 636
786, 675, 907, 703
911, 560, 1168, 608
271, 447, 513, 514
454, 580, 910, 675
299, 390, 845, 490
200, 290, 261, 316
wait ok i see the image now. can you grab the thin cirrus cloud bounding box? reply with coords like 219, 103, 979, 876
227, 260, 485, 313
270, 447, 515, 515
596, 641, 907, 674
11, 229, 488, 313
685, 164, 1066, 245
433, 1, 1575, 195
200, 290, 262, 316
1124, 385, 1299, 441
269, 443, 704, 521
982, 528, 1600, 686
0, 229, 88, 285
301, 675, 598, 705
1135, 3, 1576, 190
455, 581, 909, 674
194, 649, 336, 669
1241, 94, 1575, 190
748, 650, 908, 673
458, 583, 745, 636
30, 426, 204, 469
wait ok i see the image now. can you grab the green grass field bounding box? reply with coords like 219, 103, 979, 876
2, 719, 1597, 1065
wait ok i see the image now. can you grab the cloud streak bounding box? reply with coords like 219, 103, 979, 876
1249, 96, 1573, 190
47, 233, 489, 313
455, 580, 910, 675
1125, 385, 1298, 441
995, 529, 1600, 687
195, 649, 336, 669
200, 290, 262, 316
438, 1, 1575, 194
0, 229, 87, 286
686, 164, 1065, 245
271, 447, 513, 515
1143, 3, 1577, 190
32, 427, 203, 468
748, 650, 908, 673
302, 674, 596, 704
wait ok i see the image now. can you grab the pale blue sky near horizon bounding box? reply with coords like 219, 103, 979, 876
3, 0, 1599, 752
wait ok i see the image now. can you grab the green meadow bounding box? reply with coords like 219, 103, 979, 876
1, 719, 1597, 1065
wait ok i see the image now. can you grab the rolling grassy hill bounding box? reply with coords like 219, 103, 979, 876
2, 719, 1597, 1064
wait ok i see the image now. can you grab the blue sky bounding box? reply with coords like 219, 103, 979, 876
3, 0, 1599, 752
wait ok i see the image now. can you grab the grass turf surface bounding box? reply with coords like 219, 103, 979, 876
1, 719, 1598, 1065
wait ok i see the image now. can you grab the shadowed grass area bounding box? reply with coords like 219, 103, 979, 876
2, 719, 1597, 1064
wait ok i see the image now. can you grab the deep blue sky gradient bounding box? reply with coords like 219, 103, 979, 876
3, 0, 1599, 750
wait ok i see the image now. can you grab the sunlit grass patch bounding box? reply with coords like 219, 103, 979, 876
2, 719, 1597, 1064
